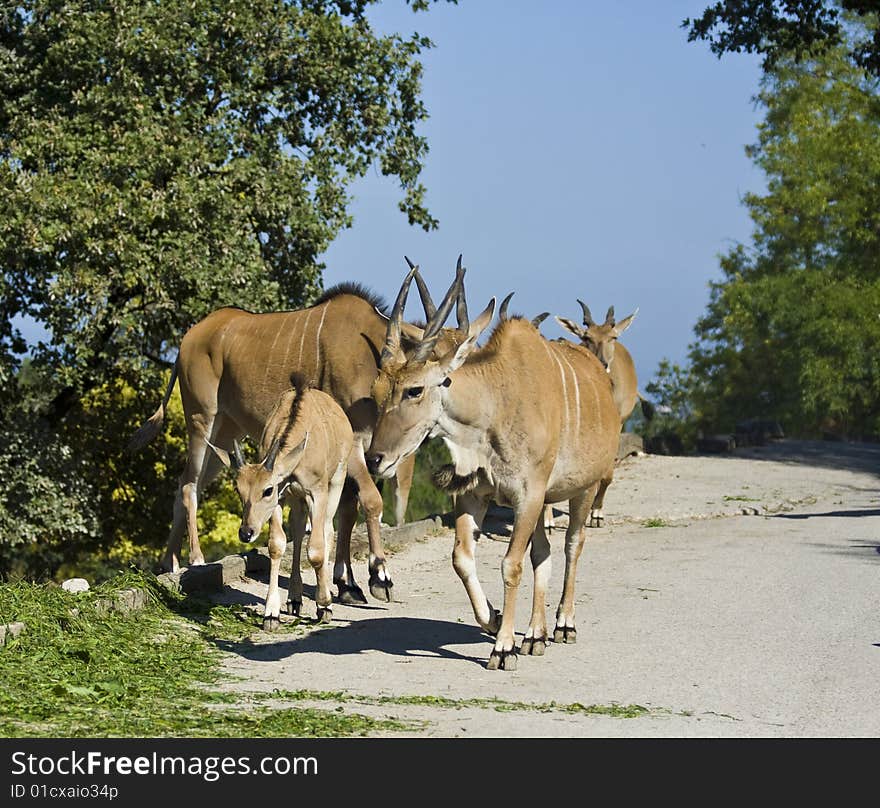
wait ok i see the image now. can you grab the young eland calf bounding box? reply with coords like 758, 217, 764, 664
208, 377, 354, 629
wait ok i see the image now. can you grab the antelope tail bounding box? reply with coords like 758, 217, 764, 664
127, 363, 179, 451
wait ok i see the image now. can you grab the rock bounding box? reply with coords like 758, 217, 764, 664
645, 432, 684, 456
0, 622, 26, 647
696, 434, 736, 454
61, 578, 90, 593
617, 432, 644, 459
735, 418, 785, 446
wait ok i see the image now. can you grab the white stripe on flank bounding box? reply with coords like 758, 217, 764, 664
559, 351, 581, 431
542, 341, 569, 438
297, 308, 315, 368
264, 320, 285, 388
314, 305, 328, 378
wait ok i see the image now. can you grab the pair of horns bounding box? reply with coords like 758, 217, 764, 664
408, 256, 470, 333
229, 437, 280, 472
579, 300, 615, 327
383, 256, 466, 364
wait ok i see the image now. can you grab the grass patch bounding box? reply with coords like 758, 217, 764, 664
642, 518, 669, 528
254, 689, 656, 720
0, 570, 406, 738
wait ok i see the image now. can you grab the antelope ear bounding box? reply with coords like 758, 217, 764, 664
556, 316, 583, 339
443, 297, 496, 374
399, 321, 426, 344
613, 309, 638, 337
206, 439, 231, 469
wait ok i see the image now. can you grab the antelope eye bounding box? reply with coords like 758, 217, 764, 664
262, 486, 274, 498
404, 386, 424, 399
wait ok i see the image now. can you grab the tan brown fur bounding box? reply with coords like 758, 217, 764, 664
129, 291, 414, 603
368, 271, 621, 671
213, 385, 354, 627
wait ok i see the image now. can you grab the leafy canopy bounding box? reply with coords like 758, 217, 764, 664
0, 0, 451, 579
685, 16, 880, 438
684, 1, 880, 76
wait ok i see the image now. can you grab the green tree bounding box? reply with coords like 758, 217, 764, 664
684, 1, 880, 76
0, 0, 451, 579
686, 19, 880, 438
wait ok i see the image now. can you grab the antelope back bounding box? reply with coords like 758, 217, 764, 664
175, 294, 390, 437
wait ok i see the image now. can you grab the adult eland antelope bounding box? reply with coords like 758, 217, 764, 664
556, 301, 651, 527
207, 378, 352, 629
367, 265, 621, 671
129, 275, 462, 603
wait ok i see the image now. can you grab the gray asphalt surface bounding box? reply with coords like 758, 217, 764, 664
216, 439, 880, 737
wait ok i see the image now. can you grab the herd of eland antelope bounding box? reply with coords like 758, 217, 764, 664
131, 256, 645, 671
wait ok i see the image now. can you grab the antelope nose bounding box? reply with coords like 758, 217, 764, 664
239, 526, 255, 543
365, 453, 382, 475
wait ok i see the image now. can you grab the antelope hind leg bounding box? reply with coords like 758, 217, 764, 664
333, 478, 368, 605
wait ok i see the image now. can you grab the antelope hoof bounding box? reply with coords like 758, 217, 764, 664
316, 606, 333, 624
160, 557, 180, 574
335, 580, 368, 605
286, 599, 302, 617
589, 516, 604, 528
487, 648, 518, 672
520, 636, 547, 656
189, 554, 206, 566
553, 626, 577, 644
368, 574, 394, 603
262, 616, 281, 632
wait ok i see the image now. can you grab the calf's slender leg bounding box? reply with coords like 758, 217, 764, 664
263, 505, 287, 632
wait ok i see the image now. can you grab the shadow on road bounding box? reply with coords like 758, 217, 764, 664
705, 439, 880, 478
771, 507, 880, 519
217, 615, 493, 668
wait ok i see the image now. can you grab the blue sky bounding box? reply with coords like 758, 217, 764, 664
13, 2, 764, 391
321, 0, 765, 388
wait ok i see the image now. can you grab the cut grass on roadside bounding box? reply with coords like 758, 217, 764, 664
241, 689, 659, 720
1, 570, 681, 736
0, 569, 406, 738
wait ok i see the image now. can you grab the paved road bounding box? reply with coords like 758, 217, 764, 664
217, 439, 880, 737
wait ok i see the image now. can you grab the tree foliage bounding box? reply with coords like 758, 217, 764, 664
684, 1, 880, 76
0, 1, 449, 579
685, 18, 880, 438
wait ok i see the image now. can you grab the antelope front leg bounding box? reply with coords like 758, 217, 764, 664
452, 493, 500, 636
520, 519, 551, 657
348, 445, 394, 601
285, 498, 309, 617
263, 506, 287, 632
307, 492, 335, 623
488, 497, 545, 672
554, 487, 596, 644
391, 452, 415, 525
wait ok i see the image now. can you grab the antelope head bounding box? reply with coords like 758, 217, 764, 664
207, 434, 308, 543
556, 301, 637, 373
368, 259, 495, 478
